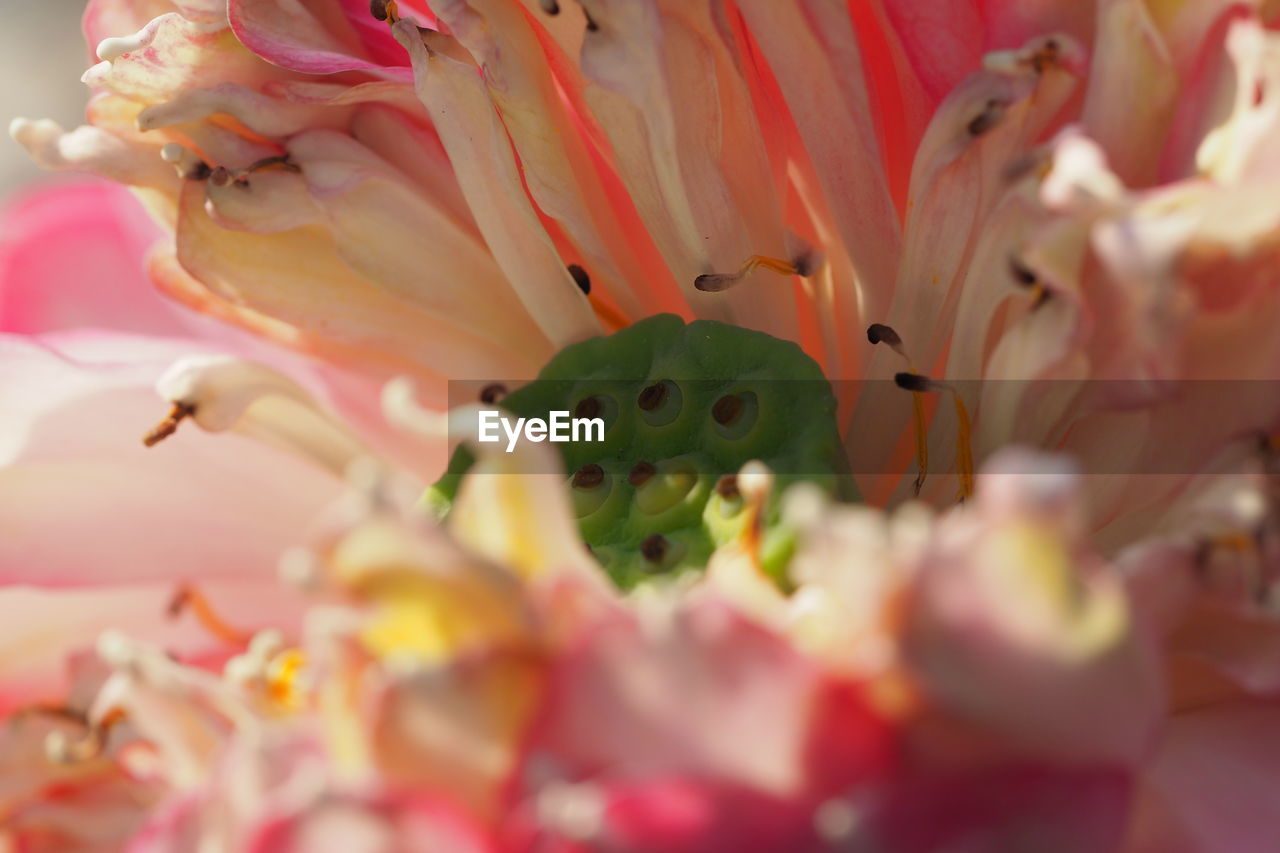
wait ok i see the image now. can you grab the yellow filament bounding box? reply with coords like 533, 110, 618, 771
953, 393, 974, 502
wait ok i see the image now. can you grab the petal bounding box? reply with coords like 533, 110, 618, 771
0, 179, 182, 337
0, 333, 343, 587
393, 22, 602, 350
1125, 702, 1280, 851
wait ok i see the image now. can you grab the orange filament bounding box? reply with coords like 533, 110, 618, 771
953, 393, 974, 502
385, 0, 401, 23
591, 298, 630, 334
910, 385, 928, 496
168, 585, 250, 646
143, 402, 194, 448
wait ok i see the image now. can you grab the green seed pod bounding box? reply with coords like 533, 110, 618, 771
428, 314, 854, 587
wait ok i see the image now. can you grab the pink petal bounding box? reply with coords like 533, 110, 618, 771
0, 332, 343, 587
0, 179, 186, 337
1124, 702, 1280, 851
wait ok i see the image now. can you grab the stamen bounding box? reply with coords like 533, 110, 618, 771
479, 383, 508, 404
1031, 39, 1061, 74
568, 263, 591, 295
168, 585, 250, 646
44, 707, 126, 764
967, 99, 1007, 137
161, 143, 211, 181
893, 373, 974, 502
370, 0, 400, 23
870, 326, 928, 494
694, 254, 812, 293
1009, 256, 1049, 308
538, 0, 561, 14
142, 402, 195, 447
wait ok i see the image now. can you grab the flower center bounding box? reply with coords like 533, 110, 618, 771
429, 314, 851, 587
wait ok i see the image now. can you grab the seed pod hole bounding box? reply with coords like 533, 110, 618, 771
637, 380, 682, 427
711, 391, 758, 439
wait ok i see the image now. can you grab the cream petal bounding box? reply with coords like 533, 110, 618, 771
735, 0, 902, 321
1081, 0, 1178, 187
570, 0, 799, 337
173, 180, 539, 381
393, 21, 602, 350
427, 0, 682, 322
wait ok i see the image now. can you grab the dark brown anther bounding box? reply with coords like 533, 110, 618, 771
572, 463, 605, 490
894, 372, 936, 393
185, 161, 212, 181
967, 100, 1005, 137
568, 263, 591, 295
792, 253, 813, 278
715, 474, 740, 499
538, 0, 561, 14
866, 323, 902, 348
1031, 38, 1060, 74
628, 461, 656, 487
370, 0, 390, 20
143, 402, 196, 448
1008, 256, 1037, 286
638, 382, 668, 411
479, 383, 508, 404
712, 394, 743, 426
575, 396, 602, 419
584, 8, 599, 31
640, 533, 668, 563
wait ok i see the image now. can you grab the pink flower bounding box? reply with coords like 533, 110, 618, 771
4, 0, 1280, 850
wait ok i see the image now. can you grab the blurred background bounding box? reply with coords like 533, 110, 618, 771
2, 0, 94, 195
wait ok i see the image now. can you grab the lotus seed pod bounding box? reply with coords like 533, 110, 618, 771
428, 314, 853, 587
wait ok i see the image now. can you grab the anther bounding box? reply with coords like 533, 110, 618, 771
1008, 256, 1037, 286
967, 100, 1006, 137
143, 402, 196, 447
568, 263, 591, 295
629, 461, 656, 487
575, 397, 601, 419
479, 383, 508, 404
1008, 257, 1050, 308
572, 463, 605, 490
1031, 39, 1060, 74
715, 474, 740, 499
893, 372, 940, 393
638, 382, 668, 411
640, 533, 668, 563
538, 0, 561, 14
712, 395, 744, 426
866, 323, 903, 350
370, 0, 400, 23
